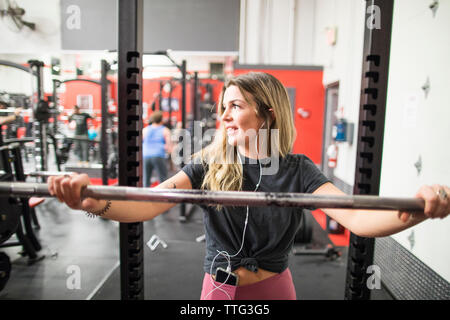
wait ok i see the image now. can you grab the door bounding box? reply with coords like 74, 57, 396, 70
321, 82, 339, 180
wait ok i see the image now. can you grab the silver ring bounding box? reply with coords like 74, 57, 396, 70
437, 188, 448, 200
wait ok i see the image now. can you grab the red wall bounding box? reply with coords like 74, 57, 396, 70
59, 77, 224, 129
233, 68, 325, 164
142, 78, 191, 127
142, 78, 223, 127
59, 80, 102, 113
58, 79, 108, 128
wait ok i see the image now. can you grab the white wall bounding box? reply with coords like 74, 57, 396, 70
241, 0, 320, 66
380, 0, 450, 282
312, 0, 365, 186
240, 0, 365, 186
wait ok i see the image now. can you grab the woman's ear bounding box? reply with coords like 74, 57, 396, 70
268, 108, 275, 123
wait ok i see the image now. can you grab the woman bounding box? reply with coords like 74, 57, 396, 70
142, 111, 173, 187
48, 72, 449, 300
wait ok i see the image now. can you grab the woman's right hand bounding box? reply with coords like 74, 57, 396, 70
47, 173, 103, 212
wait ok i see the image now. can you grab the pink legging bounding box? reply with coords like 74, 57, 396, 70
200, 268, 296, 300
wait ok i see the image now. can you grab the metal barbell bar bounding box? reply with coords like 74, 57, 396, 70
0, 108, 25, 114
0, 108, 58, 114
25, 171, 76, 178
0, 181, 425, 212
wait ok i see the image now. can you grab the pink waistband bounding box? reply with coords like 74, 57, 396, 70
200, 268, 296, 300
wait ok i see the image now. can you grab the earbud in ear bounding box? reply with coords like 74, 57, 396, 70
268, 108, 275, 120
259, 122, 265, 130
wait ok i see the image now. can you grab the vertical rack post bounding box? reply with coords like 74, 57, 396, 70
117, 0, 144, 300
192, 71, 199, 124
345, 0, 394, 300
100, 60, 110, 186
28, 60, 47, 175
179, 60, 187, 222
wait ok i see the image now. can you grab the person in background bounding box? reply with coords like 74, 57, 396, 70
142, 110, 173, 187
87, 124, 99, 162
69, 105, 93, 166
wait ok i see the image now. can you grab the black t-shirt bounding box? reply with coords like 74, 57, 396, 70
182, 153, 330, 275
69, 113, 92, 136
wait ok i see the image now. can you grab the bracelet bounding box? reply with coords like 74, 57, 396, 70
85, 200, 111, 218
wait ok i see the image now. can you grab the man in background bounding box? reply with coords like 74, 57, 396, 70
69, 105, 93, 166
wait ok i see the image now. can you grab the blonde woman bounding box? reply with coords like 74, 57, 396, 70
48, 72, 449, 300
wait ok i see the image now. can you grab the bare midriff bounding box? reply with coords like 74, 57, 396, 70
212, 266, 278, 286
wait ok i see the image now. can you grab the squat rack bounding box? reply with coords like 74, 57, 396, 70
117, 0, 145, 300
115, 0, 395, 300
52, 61, 112, 185
0, 59, 49, 174
345, 0, 394, 300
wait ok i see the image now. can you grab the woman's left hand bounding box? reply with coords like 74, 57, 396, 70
398, 185, 450, 223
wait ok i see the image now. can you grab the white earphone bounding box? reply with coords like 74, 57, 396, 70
205, 146, 263, 300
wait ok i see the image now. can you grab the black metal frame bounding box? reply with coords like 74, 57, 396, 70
178, 60, 188, 222
117, 0, 144, 300
192, 72, 199, 125
100, 60, 111, 185
27, 60, 47, 174
0, 143, 43, 263
345, 0, 394, 300
0, 60, 36, 148
52, 68, 111, 183
144, 52, 189, 221
0, 59, 56, 179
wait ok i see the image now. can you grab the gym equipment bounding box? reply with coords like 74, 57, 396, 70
294, 211, 341, 259
118, 0, 144, 300
345, 0, 394, 300
25, 171, 76, 178
0, 144, 43, 261
0, 252, 11, 291
294, 210, 313, 244
28, 60, 49, 174
148, 51, 188, 222
52, 61, 113, 184
294, 244, 342, 260
0, 196, 20, 245
0, 136, 48, 293
0, 181, 425, 212
0, 108, 28, 114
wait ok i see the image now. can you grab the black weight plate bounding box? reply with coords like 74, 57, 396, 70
295, 210, 313, 244
0, 197, 20, 245
0, 252, 11, 291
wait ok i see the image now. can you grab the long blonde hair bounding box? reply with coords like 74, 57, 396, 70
194, 72, 296, 192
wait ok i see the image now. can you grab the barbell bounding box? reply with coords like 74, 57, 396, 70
0, 181, 425, 212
